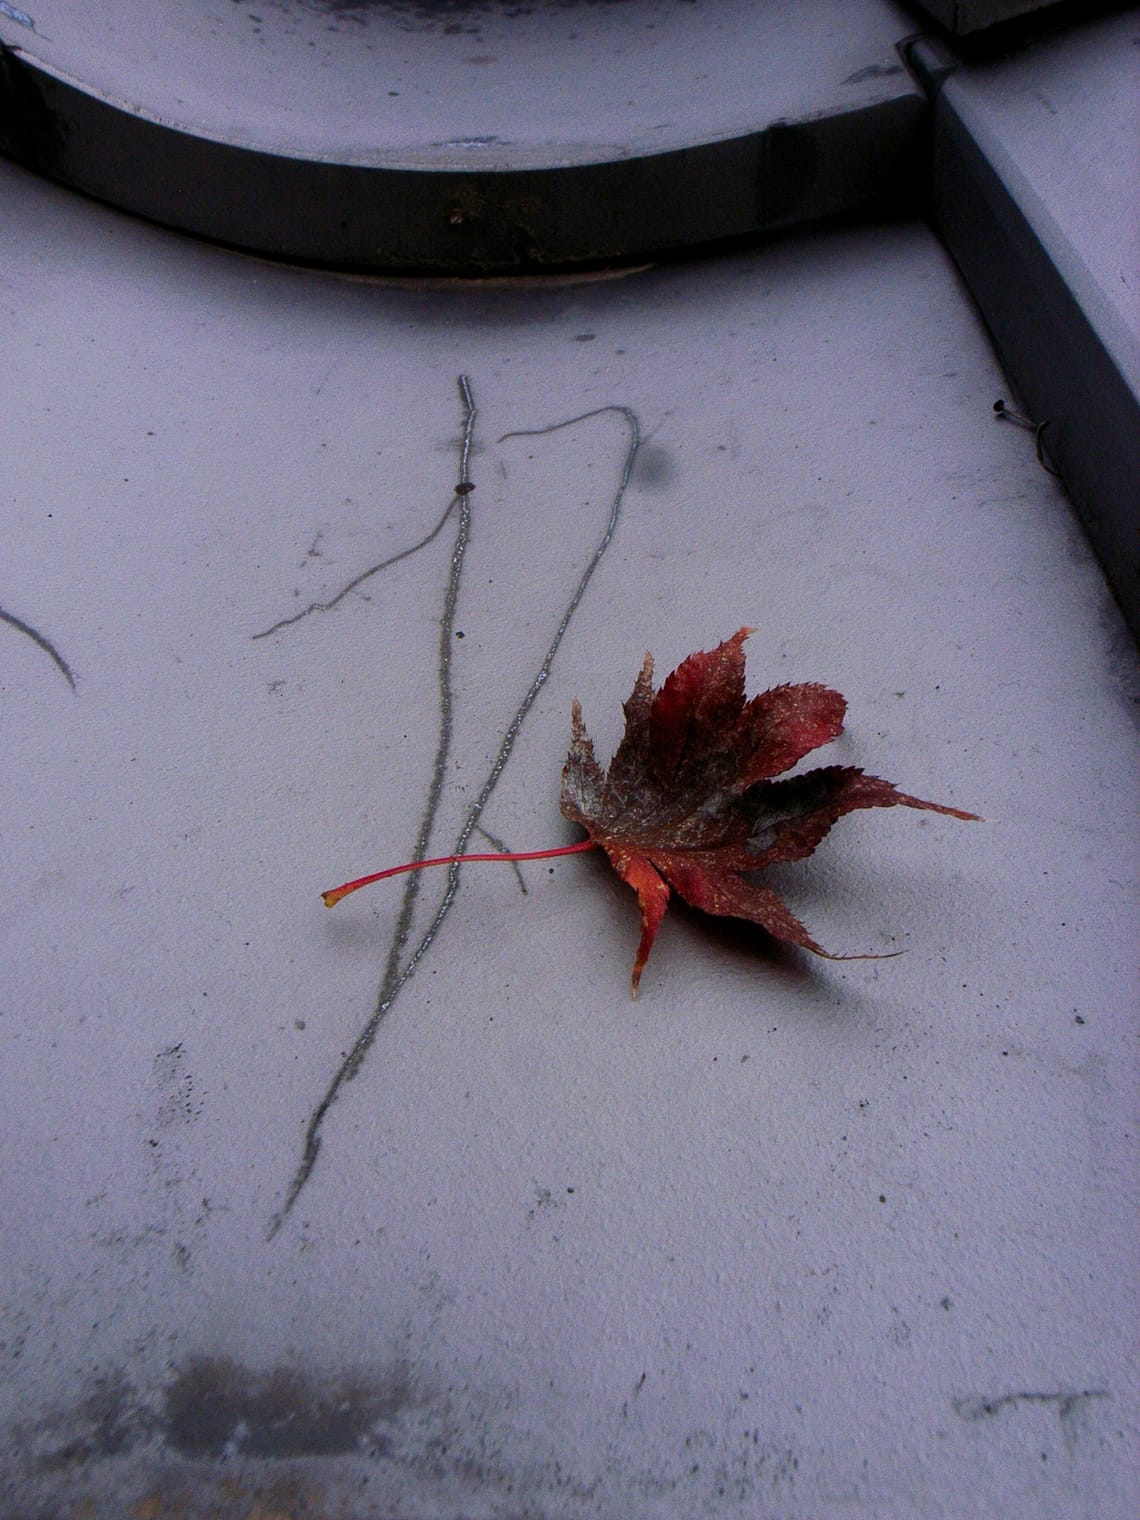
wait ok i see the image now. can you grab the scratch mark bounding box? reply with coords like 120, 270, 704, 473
268, 374, 477, 1235
0, 2, 35, 30
953, 1388, 1108, 1420
843, 63, 903, 84
954, 1388, 1109, 1451
268, 391, 639, 1235
475, 825, 528, 895
252, 499, 458, 640
0, 604, 76, 690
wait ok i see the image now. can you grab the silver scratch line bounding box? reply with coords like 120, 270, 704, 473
269, 395, 639, 1236
365, 408, 642, 1030
269, 374, 477, 1237
356, 374, 476, 1059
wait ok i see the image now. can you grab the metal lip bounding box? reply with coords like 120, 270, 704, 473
0, 0, 924, 271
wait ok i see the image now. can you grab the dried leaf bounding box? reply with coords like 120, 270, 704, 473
560, 628, 979, 994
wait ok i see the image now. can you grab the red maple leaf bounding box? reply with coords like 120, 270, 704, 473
559, 628, 979, 994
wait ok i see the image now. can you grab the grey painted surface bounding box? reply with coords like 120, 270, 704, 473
2, 158, 1137, 1516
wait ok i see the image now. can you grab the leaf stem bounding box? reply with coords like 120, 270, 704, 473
322, 839, 597, 907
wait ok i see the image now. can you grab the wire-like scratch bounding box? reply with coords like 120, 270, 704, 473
475, 825, 528, 895
0, 605, 77, 690
269, 399, 639, 1236
252, 498, 459, 640
269, 375, 477, 1236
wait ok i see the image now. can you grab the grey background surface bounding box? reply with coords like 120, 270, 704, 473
3, 160, 1136, 1516
1, 3, 1137, 1518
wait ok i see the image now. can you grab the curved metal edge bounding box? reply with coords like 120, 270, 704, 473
0, 43, 925, 274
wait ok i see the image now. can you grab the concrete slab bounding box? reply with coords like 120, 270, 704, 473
1, 157, 1137, 1516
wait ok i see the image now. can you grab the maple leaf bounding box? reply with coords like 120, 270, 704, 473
559, 628, 979, 994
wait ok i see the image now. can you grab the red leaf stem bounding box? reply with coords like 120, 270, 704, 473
322, 839, 597, 908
